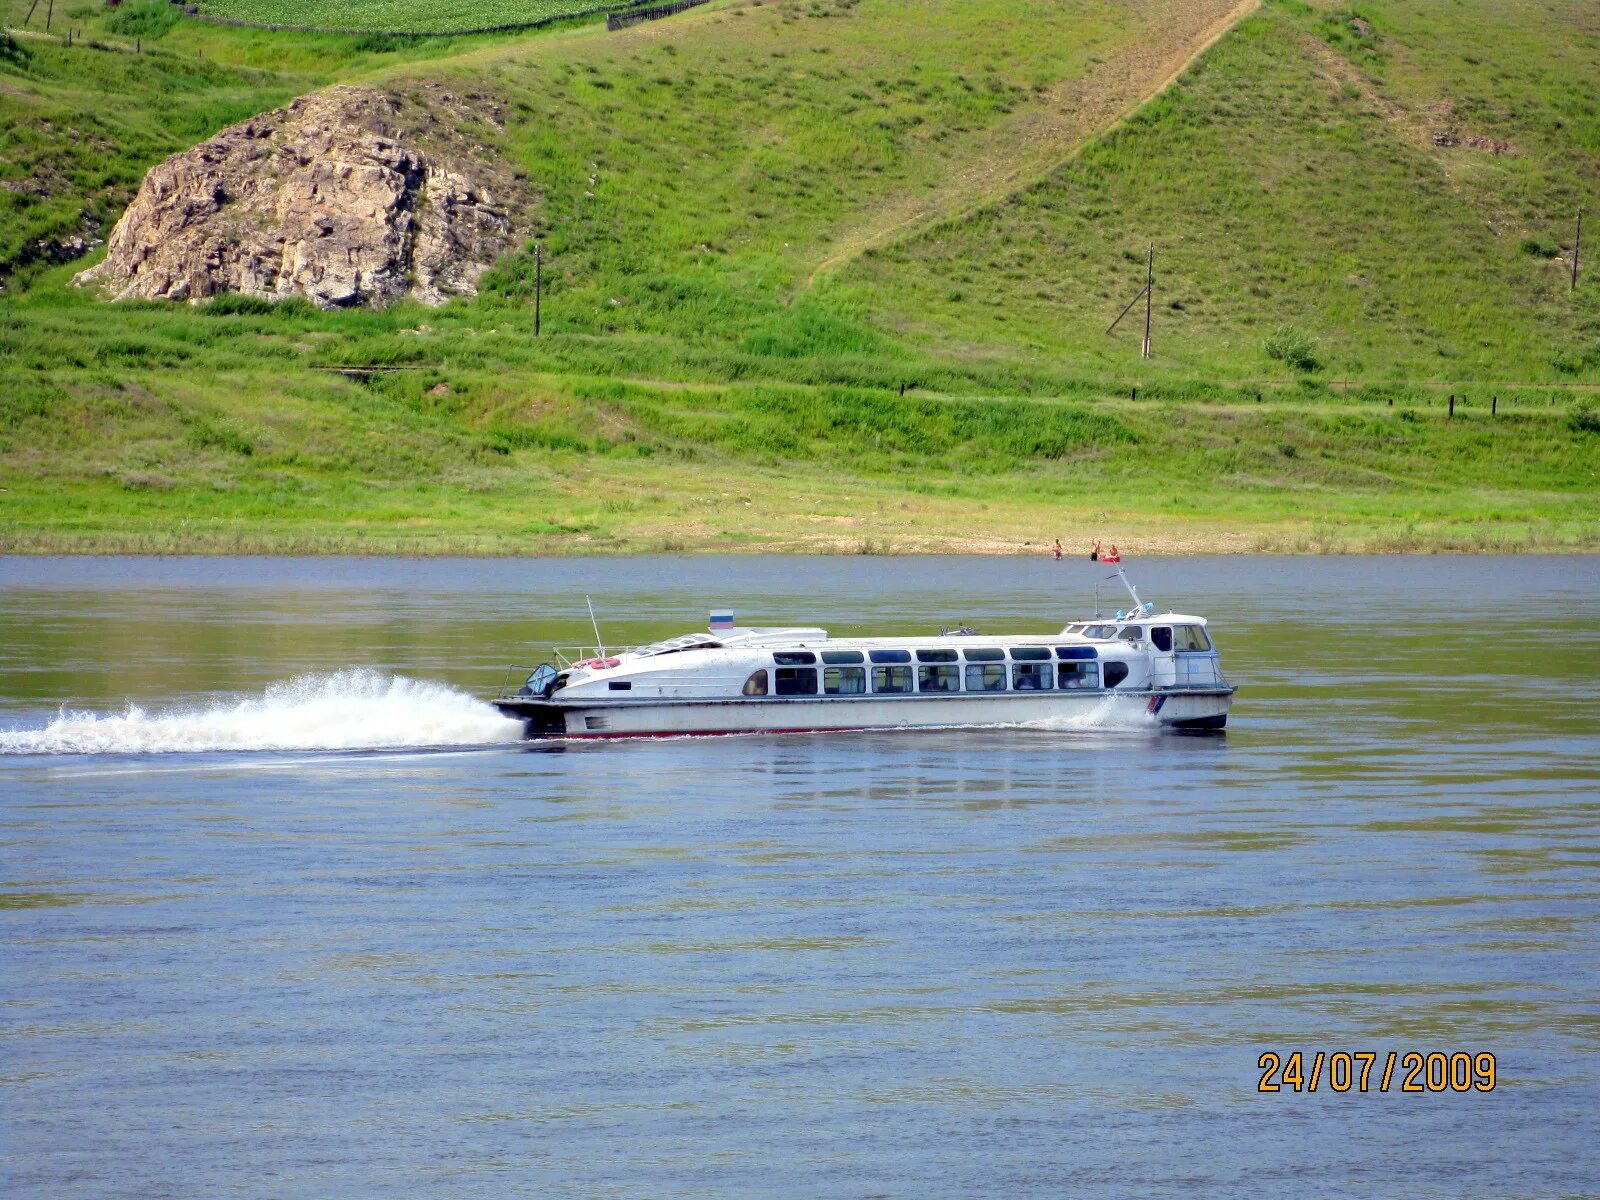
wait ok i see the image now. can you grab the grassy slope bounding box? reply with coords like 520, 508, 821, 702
848, 0, 1600, 382
1, 0, 1596, 554
3, 296, 1594, 554
431, 0, 1209, 340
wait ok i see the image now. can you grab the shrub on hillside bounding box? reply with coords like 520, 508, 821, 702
350, 34, 426, 54
204, 293, 278, 316
1265, 324, 1321, 373
1, 30, 28, 65
106, 0, 180, 38
1568, 400, 1600, 434
203, 293, 318, 319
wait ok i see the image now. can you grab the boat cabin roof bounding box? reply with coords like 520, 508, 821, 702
620, 614, 1211, 659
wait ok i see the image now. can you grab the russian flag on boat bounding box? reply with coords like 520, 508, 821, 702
709, 610, 735, 632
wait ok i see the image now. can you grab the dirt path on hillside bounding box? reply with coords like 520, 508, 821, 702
802, 0, 1261, 288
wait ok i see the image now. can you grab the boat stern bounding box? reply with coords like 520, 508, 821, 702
492, 699, 571, 738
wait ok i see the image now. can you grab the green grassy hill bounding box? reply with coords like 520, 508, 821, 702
850, 0, 1600, 382
1, 0, 1596, 554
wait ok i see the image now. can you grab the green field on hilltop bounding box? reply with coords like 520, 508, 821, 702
1, 0, 1597, 554
192, 0, 631, 33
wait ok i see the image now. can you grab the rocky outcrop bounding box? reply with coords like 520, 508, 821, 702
76, 86, 525, 308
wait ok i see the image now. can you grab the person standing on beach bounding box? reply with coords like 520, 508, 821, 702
1052, 539, 1063, 562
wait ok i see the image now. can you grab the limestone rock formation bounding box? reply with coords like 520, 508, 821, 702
76, 86, 525, 308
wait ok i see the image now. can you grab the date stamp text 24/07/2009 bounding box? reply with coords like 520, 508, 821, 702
1258, 1051, 1497, 1094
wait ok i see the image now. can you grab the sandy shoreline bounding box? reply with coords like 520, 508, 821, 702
2, 529, 1592, 557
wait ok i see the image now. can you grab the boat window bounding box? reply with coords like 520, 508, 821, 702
966, 663, 1007, 692
742, 670, 769, 697
1082, 625, 1117, 640
824, 666, 867, 695
1057, 662, 1100, 690
1064, 624, 1086, 634
821, 650, 864, 665
1103, 661, 1130, 688
608, 681, 633, 691
918, 664, 961, 693
1118, 626, 1143, 642
872, 665, 913, 694
522, 664, 560, 697
774, 651, 817, 666
1010, 646, 1051, 661
1173, 625, 1212, 652
1056, 646, 1098, 661
916, 649, 959, 663
1012, 662, 1051, 691
774, 667, 817, 696
1150, 627, 1173, 652
869, 649, 912, 664
962, 647, 1005, 662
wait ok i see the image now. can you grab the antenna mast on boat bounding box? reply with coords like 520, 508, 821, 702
586, 595, 606, 658
1115, 567, 1146, 615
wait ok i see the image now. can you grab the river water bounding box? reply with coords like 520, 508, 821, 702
2, 555, 1597, 1198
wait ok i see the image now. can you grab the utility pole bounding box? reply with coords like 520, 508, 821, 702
1106, 241, 1156, 359
534, 242, 543, 337
1141, 242, 1154, 360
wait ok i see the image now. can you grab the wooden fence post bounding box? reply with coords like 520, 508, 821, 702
1448, 395, 1455, 418
1575, 207, 1583, 292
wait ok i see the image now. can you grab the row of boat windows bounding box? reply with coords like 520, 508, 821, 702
742, 661, 1129, 697
1063, 624, 1213, 652
772, 646, 1098, 666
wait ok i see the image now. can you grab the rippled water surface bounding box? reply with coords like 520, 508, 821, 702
3, 555, 1598, 1198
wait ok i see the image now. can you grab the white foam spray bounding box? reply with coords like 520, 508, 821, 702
0, 670, 524, 756
1016, 695, 1161, 732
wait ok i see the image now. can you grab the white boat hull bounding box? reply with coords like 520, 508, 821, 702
495, 687, 1233, 739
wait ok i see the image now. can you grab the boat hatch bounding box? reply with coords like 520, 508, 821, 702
636, 633, 725, 658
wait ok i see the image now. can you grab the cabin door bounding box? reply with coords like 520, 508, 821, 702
1148, 626, 1177, 687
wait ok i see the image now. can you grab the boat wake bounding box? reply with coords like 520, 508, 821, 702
0, 670, 524, 756
1016, 696, 1161, 732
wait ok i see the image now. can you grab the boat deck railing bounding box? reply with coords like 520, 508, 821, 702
497, 648, 624, 699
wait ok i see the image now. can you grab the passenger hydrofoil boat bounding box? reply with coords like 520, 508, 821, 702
493, 568, 1233, 739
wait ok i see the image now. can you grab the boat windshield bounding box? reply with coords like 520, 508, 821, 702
634, 634, 725, 658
